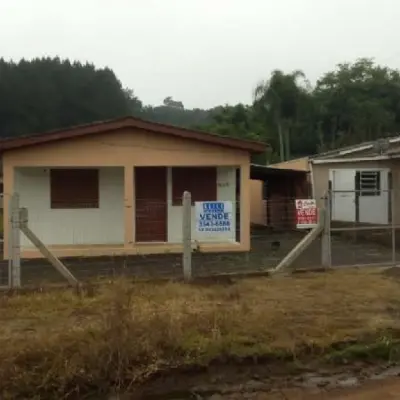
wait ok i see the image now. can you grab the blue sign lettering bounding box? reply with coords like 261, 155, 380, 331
202, 202, 225, 212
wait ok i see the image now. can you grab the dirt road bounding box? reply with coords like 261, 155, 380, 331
213, 378, 400, 399
135, 365, 400, 399
312, 378, 400, 399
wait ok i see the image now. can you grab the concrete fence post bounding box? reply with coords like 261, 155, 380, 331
182, 191, 192, 281
7, 195, 13, 288
10, 192, 21, 288
321, 191, 332, 269
391, 188, 396, 265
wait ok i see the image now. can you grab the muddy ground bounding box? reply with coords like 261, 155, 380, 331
117, 364, 400, 399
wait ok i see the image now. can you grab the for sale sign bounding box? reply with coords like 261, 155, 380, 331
295, 199, 318, 229
195, 201, 233, 233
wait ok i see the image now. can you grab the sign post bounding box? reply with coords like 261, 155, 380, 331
295, 199, 318, 229
182, 191, 192, 281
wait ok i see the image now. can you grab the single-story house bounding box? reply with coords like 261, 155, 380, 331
309, 137, 400, 225
250, 164, 311, 229
0, 116, 266, 259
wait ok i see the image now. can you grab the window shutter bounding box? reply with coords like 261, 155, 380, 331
50, 169, 99, 209
172, 167, 217, 205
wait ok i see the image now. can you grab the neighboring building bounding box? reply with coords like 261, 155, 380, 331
309, 137, 400, 224
0, 116, 265, 259
250, 164, 310, 229
250, 179, 267, 226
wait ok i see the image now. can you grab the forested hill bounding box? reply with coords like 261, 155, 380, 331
1, 57, 400, 164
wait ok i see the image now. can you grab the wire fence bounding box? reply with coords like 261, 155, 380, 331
328, 188, 398, 268
0, 191, 318, 287
3, 188, 399, 288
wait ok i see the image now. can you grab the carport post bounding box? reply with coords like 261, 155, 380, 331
182, 191, 192, 281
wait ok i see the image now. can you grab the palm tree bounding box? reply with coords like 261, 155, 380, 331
254, 70, 308, 162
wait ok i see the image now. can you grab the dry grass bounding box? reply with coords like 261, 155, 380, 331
1, 267, 400, 398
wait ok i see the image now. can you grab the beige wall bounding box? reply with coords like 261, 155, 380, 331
250, 180, 266, 225
269, 157, 309, 171
3, 128, 253, 258
311, 160, 398, 213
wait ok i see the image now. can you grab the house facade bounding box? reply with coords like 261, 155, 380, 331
310, 137, 400, 225
1, 117, 265, 259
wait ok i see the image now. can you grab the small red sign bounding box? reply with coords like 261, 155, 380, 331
295, 199, 318, 229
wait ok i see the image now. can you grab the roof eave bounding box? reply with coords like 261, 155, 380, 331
0, 116, 267, 154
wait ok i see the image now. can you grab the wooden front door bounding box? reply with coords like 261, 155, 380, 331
135, 167, 167, 242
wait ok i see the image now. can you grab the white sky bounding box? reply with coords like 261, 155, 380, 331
1, 0, 399, 108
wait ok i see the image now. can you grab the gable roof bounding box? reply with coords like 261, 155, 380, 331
0, 116, 267, 154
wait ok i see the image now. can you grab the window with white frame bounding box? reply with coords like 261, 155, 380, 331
358, 171, 381, 196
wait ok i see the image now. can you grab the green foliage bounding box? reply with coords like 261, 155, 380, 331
0, 57, 132, 138
2, 57, 400, 164
141, 104, 217, 127
314, 58, 400, 150
210, 58, 400, 163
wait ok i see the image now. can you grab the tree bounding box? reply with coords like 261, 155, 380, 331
124, 88, 143, 116
253, 70, 310, 161
163, 96, 184, 109
0, 57, 131, 138
3, 56, 400, 164
194, 104, 272, 164
314, 58, 400, 149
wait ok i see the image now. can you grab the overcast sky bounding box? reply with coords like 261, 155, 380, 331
1, 0, 399, 109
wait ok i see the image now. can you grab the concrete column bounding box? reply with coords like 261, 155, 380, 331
3, 163, 14, 260
240, 163, 251, 251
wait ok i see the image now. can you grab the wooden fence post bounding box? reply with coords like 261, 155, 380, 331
182, 191, 192, 281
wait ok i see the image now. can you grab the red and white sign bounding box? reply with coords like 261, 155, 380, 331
295, 199, 318, 229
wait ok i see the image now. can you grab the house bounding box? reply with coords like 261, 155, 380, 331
0, 116, 266, 259
309, 137, 400, 224
249, 164, 310, 229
